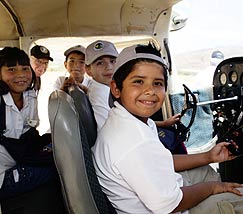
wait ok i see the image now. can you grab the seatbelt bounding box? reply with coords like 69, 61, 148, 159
0, 96, 6, 135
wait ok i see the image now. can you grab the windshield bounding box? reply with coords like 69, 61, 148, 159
169, 0, 243, 90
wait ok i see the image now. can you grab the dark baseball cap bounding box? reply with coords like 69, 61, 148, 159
30, 45, 53, 61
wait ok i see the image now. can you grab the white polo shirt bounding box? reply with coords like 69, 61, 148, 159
92, 101, 183, 214
87, 79, 110, 131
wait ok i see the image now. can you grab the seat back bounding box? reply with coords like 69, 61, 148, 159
48, 88, 116, 214
68, 86, 97, 148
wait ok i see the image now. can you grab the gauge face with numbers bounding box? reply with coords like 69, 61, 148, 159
230, 71, 238, 83
219, 73, 227, 85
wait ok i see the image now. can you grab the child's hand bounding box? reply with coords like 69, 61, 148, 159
78, 84, 88, 94
155, 113, 181, 128
60, 77, 76, 91
166, 113, 181, 126
212, 181, 243, 196
208, 141, 238, 163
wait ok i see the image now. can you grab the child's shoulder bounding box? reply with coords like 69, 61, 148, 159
55, 76, 66, 83
88, 79, 109, 91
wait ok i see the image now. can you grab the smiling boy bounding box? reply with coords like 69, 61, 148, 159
53, 45, 90, 92
92, 43, 243, 214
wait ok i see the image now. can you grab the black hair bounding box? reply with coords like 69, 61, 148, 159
0, 47, 30, 67
135, 42, 162, 57
0, 47, 36, 91
113, 43, 168, 91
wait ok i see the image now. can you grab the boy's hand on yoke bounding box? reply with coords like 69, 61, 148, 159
208, 141, 238, 163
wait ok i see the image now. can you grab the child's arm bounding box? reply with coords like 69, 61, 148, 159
155, 113, 181, 128
173, 142, 236, 172
172, 181, 243, 212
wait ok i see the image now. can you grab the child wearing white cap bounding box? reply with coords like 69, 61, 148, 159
85, 40, 118, 131
53, 45, 90, 92
92, 42, 243, 214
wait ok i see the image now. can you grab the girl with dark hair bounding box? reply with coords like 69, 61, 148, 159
0, 47, 57, 200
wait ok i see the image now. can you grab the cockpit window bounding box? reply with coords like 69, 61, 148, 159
170, 0, 243, 90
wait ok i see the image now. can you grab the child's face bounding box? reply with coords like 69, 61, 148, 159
64, 52, 85, 82
86, 56, 116, 86
0, 63, 32, 94
111, 61, 166, 123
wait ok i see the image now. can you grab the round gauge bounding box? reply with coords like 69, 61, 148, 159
219, 73, 227, 85
229, 71, 238, 83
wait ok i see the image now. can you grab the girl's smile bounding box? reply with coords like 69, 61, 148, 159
1, 64, 32, 94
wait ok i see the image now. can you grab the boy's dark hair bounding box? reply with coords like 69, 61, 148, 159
0, 47, 36, 91
112, 43, 168, 91
113, 58, 168, 91
135, 42, 162, 58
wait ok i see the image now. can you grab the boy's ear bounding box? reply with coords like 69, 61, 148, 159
85, 65, 92, 77
64, 61, 67, 69
110, 80, 120, 98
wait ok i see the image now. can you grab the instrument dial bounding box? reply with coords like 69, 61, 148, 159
229, 71, 238, 83
219, 73, 227, 85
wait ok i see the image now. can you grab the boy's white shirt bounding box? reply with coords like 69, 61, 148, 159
87, 79, 110, 131
92, 101, 184, 214
0, 90, 38, 188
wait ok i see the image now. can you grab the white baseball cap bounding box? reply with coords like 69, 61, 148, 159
64, 45, 86, 57
85, 40, 118, 65
114, 44, 167, 75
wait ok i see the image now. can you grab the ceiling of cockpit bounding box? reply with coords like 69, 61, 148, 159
0, 0, 181, 41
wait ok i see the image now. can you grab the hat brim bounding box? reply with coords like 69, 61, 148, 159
35, 55, 53, 61
64, 46, 86, 57
86, 52, 118, 65
48, 56, 53, 61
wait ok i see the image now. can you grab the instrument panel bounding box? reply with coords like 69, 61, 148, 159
214, 61, 243, 86
212, 57, 243, 112
212, 57, 243, 183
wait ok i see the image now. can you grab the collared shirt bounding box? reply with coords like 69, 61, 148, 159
87, 79, 110, 131
92, 101, 183, 214
0, 90, 38, 187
